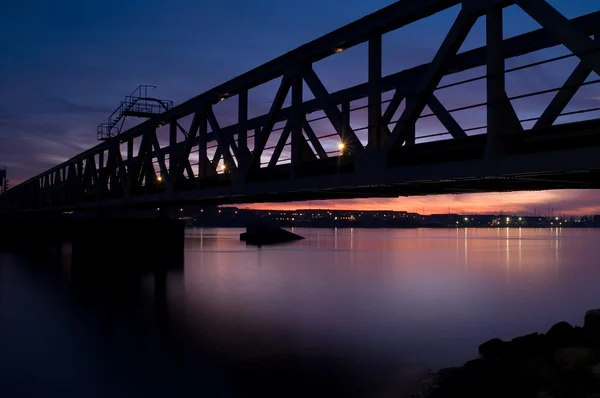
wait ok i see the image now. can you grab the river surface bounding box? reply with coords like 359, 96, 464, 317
1, 227, 599, 397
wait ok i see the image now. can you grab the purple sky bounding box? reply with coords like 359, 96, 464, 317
1, 0, 599, 213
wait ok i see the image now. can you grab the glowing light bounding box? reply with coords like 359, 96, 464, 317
464, 217, 468, 221
180, 208, 183, 212
334, 47, 344, 53
555, 217, 559, 220
506, 217, 510, 222
338, 142, 345, 151
157, 176, 163, 182
518, 217, 522, 221
221, 164, 226, 171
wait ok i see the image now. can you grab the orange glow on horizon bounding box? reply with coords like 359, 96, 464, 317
234, 190, 600, 216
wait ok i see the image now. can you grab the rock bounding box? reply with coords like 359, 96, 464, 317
584, 310, 600, 348
585, 310, 600, 332
479, 338, 508, 359
591, 363, 600, 380
510, 333, 547, 359
554, 346, 596, 372
547, 322, 577, 349
514, 354, 547, 385
240, 219, 304, 246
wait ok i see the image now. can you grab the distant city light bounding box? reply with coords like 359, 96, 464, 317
464, 217, 468, 221
518, 217, 522, 221
506, 217, 510, 222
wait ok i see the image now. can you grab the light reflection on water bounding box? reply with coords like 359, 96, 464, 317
177, 227, 597, 368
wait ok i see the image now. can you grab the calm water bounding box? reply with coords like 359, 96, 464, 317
1, 227, 599, 397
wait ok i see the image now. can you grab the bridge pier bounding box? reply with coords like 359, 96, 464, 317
0, 217, 185, 269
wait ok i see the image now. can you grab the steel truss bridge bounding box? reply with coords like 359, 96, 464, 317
2, 0, 600, 214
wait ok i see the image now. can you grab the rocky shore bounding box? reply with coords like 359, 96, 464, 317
412, 310, 600, 398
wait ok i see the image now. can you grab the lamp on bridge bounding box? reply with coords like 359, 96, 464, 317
338, 142, 345, 155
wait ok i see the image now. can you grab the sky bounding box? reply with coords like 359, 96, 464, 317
1, 0, 600, 215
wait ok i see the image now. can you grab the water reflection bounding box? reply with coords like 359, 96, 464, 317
2, 227, 600, 397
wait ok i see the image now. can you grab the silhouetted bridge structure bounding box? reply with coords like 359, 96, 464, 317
2, 0, 600, 217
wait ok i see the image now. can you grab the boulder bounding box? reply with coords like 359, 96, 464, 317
514, 354, 547, 385
537, 392, 554, 398
479, 338, 508, 359
591, 363, 600, 380
510, 333, 547, 359
547, 322, 577, 349
585, 310, 600, 332
584, 310, 600, 348
554, 347, 596, 373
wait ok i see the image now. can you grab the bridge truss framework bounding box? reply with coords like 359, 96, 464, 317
2, 0, 600, 214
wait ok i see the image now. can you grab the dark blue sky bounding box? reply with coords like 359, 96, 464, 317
1, 0, 599, 213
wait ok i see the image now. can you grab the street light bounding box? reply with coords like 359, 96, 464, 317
157, 175, 163, 182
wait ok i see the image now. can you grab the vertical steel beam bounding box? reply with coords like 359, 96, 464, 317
238, 89, 249, 163
405, 96, 416, 145
169, 121, 177, 178
198, 111, 208, 179
486, 5, 522, 157
487, 5, 505, 144
368, 35, 383, 150
342, 100, 350, 145
98, 150, 105, 191
127, 138, 134, 161
291, 74, 304, 171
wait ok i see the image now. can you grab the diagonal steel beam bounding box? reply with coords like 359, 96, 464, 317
243, 76, 292, 174
207, 107, 237, 170
268, 122, 291, 167
427, 95, 467, 139
515, 0, 600, 77
111, 142, 129, 195
302, 119, 328, 159
169, 112, 200, 188
150, 129, 168, 179
383, 89, 404, 136
303, 67, 363, 151
533, 59, 593, 130
384, 9, 478, 154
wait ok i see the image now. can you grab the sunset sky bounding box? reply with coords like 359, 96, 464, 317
1, 0, 600, 214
